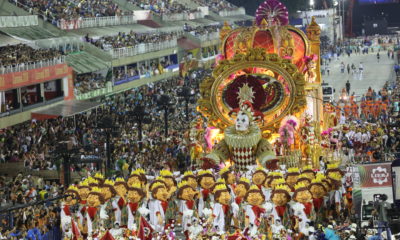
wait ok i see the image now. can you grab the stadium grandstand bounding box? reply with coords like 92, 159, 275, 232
0, 0, 252, 128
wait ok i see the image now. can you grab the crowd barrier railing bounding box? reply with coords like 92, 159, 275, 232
0, 56, 66, 75
196, 32, 220, 42
109, 39, 177, 59
218, 7, 246, 17
75, 82, 113, 100
161, 11, 204, 21
57, 15, 137, 30
0, 15, 39, 27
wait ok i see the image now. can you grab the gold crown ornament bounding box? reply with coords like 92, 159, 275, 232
294, 182, 307, 190
160, 170, 173, 177
87, 177, 99, 185
213, 184, 228, 193
270, 172, 283, 177
302, 165, 313, 171
219, 167, 231, 176
79, 180, 89, 188
287, 167, 300, 173
255, 166, 266, 172
311, 177, 323, 184
249, 185, 260, 191
298, 173, 311, 179
328, 172, 342, 181
315, 172, 326, 180
90, 187, 102, 194
151, 182, 166, 190
131, 183, 142, 189
216, 178, 226, 184
177, 181, 189, 189
274, 178, 286, 185
115, 177, 125, 184
104, 179, 114, 186
198, 169, 213, 176
327, 163, 339, 169
274, 184, 291, 193
155, 176, 165, 182
238, 177, 250, 184
67, 185, 79, 192
94, 172, 104, 179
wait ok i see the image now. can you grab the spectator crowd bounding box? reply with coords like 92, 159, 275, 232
87, 31, 181, 51
193, 0, 238, 13
12, 0, 125, 22
0, 44, 64, 73
133, 0, 197, 16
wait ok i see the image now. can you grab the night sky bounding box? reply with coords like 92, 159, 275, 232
227, 0, 400, 35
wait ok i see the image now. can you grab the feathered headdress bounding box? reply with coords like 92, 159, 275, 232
228, 100, 264, 123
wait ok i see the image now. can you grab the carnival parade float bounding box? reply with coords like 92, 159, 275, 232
194, 0, 331, 170
61, 1, 349, 239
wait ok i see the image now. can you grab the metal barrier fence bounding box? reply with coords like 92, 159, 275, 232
0, 15, 39, 27
58, 15, 137, 30
218, 7, 246, 17
110, 39, 178, 59
0, 56, 66, 74
161, 11, 204, 21
196, 32, 220, 42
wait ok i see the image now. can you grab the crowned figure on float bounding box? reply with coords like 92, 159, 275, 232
202, 84, 276, 171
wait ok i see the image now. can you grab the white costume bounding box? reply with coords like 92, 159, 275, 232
212, 202, 227, 234
291, 202, 309, 235
178, 200, 195, 231
127, 202, 139, 231
149, 199, 166, 232
244, 205, 265, 235
60, 203, 73, 233
112, 196, 125, 225
198, 188, 213, 217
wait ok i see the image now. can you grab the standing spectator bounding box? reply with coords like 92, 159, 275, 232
358, 62, 364, 81
373, 194, 392, 240
346, 80, 351, 95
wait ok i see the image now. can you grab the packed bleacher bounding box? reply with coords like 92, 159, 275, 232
12, 0, 124, 22
183, 24, 220, 37
193, 0, 238, 13
87, 31, 181, 50
0, 44, 64, 73
0, 173, 63, 239
0, 71, 203, 172
133, 0, 195, 15
74, 73, 108, 95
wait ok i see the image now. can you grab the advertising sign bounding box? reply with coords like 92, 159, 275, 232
0, 64, 71, 91
356, 163, 392, 188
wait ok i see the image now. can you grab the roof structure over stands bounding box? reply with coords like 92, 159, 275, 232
66, 52, 110, 74
0, 26, 59, 40
0, 32, 22, 46
66, 23, 154, 37
31, 100, 102, 120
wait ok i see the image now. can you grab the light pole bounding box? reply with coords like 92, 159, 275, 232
157, 95, 175, 139
98, 116, 113, 172
128, 105, 152, 150
177, 86, 195, 122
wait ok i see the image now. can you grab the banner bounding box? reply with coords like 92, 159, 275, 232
0, 64, 71, 91
355, 163, 392, 188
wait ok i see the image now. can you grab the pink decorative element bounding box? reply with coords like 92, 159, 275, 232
255, 0, 289, 26
215, 54, 225, 65
205, 127, 220, 150
279, 122, 295, 146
